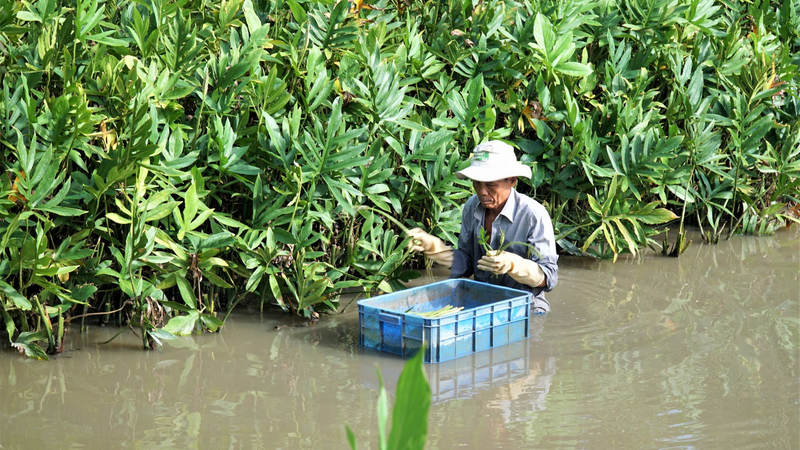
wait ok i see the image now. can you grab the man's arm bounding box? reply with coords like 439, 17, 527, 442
527, 208, 558, 291
450, 198, 476, 279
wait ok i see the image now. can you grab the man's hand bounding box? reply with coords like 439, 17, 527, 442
406, 228, 447, 253
477, 251, 546, 288
406, 228, 435, 253
405, 228, 453, 268
476, 251, 516, 275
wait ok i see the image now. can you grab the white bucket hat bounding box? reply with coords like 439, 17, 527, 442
455, 141, 532, 182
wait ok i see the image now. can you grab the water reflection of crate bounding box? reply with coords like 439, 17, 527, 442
426, 338, 530, 403
358, 279, 532, 363
359, 339, 531, 404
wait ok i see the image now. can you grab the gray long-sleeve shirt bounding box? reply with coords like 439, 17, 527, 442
450, 188, 558, 311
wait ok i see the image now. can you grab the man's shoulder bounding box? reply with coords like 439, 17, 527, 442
513, 190, 548, 215
463, 194, 480, 210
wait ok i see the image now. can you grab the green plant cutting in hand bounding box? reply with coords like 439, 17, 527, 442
479, 227, 541, 260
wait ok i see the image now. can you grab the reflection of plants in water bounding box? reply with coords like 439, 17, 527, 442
654, 233, 799, 404
544, 229, 799, 434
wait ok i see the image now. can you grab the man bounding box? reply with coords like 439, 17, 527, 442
407, 140, 558, 313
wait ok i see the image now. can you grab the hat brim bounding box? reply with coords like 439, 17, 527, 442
455, 164, 532, 182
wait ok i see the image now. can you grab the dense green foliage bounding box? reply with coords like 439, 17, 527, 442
1, 0, 798, 357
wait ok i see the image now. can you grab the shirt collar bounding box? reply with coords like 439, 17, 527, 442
499, 188, 518, 223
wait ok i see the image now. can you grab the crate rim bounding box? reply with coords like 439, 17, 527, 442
356, 278, 533, 313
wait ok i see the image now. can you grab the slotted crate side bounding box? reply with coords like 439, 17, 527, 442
358, 279, 532, 363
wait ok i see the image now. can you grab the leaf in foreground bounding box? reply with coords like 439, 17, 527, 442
347, 348, 431, 450
387, 348, 431, 450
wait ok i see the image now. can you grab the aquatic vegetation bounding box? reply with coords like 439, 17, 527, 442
0, 0, 797, 358
346, 347, 430, 450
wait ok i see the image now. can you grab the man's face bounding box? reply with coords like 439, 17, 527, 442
472, 178, 516, 212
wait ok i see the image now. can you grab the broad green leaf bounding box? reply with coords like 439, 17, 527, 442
286, 0, 307, 23
37, 206, 87, 216
12, 331, 49, 360
387, 348, 430, 450
148, 329, 177, 345
16, 11, 42, 22
635, 206, 679, 224
175, 276, 197, 309
198, 232, 235, 251
145, 201, 180, 222
377, 280, 393, 293
760, 202, 785, 217
587, 195, 603, 215
687, 66, 704, 107
532, 14, 549, 50
242, 0, 262, 32
0, 281, 31, 310
550, 33, 576, 67
87, 31, 128, 47
2, 305, 15, 340
200, 313, 223, 332
184, 183, 199, 226
160, 301, 193, 312
613, 218, 637, 255
387, 119, 431, 132
164, 311, 200, 336
188, 209, 215, 231
269, 275, 284, 307
204, 271, 233, 288
346, 425, 357, 450
555, 61, 593, 77
246, 266, 266, 292
35, 265, 79, 277
582, 226, 605, 253
106, 213, 132, 224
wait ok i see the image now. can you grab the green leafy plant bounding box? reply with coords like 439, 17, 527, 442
1, 0, 797, 358
346, 347, 431, 450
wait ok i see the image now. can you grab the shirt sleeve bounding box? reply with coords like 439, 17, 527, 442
528, 207, 559, 292
450, 200, 475, 279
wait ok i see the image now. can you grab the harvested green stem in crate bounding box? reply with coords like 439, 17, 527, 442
406, 305, 464, 318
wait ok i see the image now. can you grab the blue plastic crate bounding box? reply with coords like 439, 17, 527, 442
358, 279, 532, 363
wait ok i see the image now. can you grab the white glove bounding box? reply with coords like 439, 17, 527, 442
406, 228, 453, 268
477, 251, 545, 288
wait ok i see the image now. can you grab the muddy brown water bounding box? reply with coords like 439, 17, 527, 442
1, 228, 798, 449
